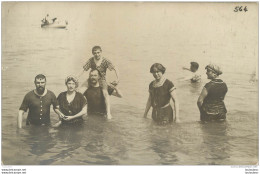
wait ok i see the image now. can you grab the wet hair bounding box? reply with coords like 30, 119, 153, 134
92, 46, 102, 54
34, 74, 46, 82
89, 69, 102, 77
150, 63, 166, 74
190, 62, 199, 70
65, 76, 79, 88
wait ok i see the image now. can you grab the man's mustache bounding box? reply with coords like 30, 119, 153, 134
90, 79, 97, 83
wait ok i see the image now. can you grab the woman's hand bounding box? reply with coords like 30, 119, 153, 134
63, 116, 74, 121
59, 113, 66, 120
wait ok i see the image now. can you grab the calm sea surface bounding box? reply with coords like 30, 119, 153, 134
2, 2, 258, 165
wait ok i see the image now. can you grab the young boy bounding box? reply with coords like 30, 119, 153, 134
182, 61, 201, 82
80, 46, 119, 119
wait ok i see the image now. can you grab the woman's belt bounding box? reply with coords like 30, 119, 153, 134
153, 103, 170, 109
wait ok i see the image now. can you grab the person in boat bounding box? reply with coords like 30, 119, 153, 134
143, 63, 180, 124
79, 46, 120, 119
83, 69, 122, 117
181, 61, 201, 83
44, 14, 51, 24
43, 14, 57, 24
53, 76, 87, 127
197, 64, 228, 121
18, 74, 63, 128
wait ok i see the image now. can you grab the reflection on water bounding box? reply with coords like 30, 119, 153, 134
199, 121, 230, 165
149, 125, 179, 165
26, 126, 54, 157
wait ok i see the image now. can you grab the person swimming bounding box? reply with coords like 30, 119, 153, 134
181, 61, 201, 83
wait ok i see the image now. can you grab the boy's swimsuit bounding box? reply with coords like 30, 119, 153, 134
83, 57, 115, 89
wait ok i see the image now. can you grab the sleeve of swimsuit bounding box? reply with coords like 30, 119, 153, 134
79, 93, 87, 108
105, 58, 115, 71
168, 80, 176, 92
82, 90, 88, 104
204, 82, 212, 93
56, 93, 63, 108
83, 58, 92, 71
19, 94, 29, 112
148, 81, 153, 93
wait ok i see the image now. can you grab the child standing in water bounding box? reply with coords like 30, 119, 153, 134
80, 46, 119, 119
182, 61, 201, 83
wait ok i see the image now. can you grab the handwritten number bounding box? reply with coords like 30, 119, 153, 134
244, 6, 248, 12
234, 6, 239, 12
234, 6, 248, 12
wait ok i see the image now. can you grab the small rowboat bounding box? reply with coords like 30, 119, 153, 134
41, 20, 68, 29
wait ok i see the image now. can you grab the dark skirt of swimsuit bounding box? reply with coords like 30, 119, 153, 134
152, 105, 174, 124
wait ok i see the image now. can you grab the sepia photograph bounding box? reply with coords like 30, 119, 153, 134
1, 1, 258, 168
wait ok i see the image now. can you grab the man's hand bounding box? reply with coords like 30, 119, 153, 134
52, 121, 62, 128
106, 113, 112, 120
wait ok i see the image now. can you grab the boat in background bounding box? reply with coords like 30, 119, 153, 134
41, 18, 68, 29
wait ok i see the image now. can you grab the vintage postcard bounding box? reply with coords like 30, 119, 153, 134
1, 2, 258, 172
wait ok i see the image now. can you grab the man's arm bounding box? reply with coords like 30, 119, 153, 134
54, 107, 65, 119
103, 89, 112, 119
179, 76, 192, 81
18, 110, 25, 128
182, 67, 191, 71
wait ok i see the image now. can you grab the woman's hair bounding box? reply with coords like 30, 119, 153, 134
150, 63, 166, 74
92, 46, 102, 54
205, 64, 223, 76
65, 76, 79, 88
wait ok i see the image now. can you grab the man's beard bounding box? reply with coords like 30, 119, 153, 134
90, 79, 97, 85
37, 87, 45, 94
